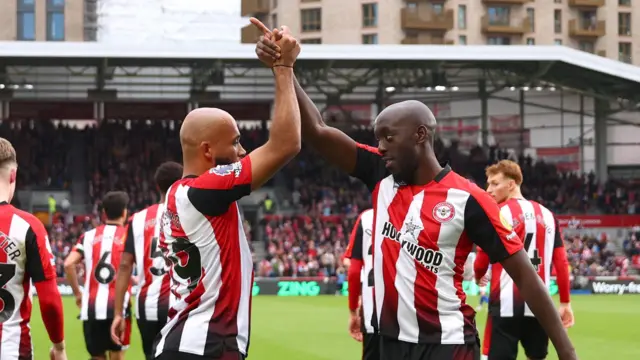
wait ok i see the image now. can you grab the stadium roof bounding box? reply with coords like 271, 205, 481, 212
1, 41, 640, 102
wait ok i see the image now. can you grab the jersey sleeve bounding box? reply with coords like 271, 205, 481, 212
123, 220, 136, 259
351, 143, 389, 192
464, 192, 524, 264
345, 215, 364, 260
553, 217, 564, 249
72, 234, 85, 259
25, 219, 57, 283
187, 156, 253, 217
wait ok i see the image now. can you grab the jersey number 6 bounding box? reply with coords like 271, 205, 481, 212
94, 252, 116, 284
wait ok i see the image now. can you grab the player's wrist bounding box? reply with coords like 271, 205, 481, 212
273, 64, 294, 71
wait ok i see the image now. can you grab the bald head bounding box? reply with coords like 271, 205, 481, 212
180, 107, 245, 175
376, 100, 437, 128
180, 108, 237, 149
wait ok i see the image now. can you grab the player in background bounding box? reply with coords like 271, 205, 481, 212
463, 250, 488, 311
110, 162, 183, 359
64, 191, 131, 360
344, 208, 379, 360
475, 160, 574, 360
0, 138, 66, 360
151, 20, 300, 360
256, 34, 576, 360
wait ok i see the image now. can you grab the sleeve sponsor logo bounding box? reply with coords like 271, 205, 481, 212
210, 161, 242, 177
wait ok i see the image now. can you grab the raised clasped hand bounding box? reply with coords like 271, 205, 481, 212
250, 17, 300, 68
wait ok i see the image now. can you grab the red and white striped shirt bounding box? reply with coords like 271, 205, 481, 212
153, 157, 254, 358
0, 201, 59, 359
125, 203, 175, 322
352, 144, 522, 344
74, 224, 130, 321
345, 208, 376, 334
476, 198, 569, 318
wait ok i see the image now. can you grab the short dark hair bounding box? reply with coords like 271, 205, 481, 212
155, 161, 183, 193
102, 191, 129, 220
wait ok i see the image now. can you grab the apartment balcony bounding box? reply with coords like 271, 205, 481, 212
401, 8, 454, 31
568, 0, 605, 8
241, 0, 270, 16
568, 19, 606, 38
241, 24, 262, 44
481, 16, 531, 34
482, 0, 533, 5
401, 36, 454, 45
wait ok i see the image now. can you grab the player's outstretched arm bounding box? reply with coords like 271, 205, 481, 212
247, 22, 301, 190
252, 18, 359, 175
464, 192, 576, 360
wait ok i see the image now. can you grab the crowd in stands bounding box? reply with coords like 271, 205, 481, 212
565, 233, 630, 277
3, 119, 639, 279
0, 120, 74, 190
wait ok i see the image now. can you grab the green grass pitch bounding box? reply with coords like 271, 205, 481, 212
30, 295, 639, 359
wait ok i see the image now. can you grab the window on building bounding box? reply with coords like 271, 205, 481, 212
487, 7, 510, 25
618, 12, 631, 36
619, 42, 632, 63
579, 41, 595, 53
554, 39, 562, 45
47, 0, 65, 41
554, 0, 562, 3
17, 0, 36, 41
406, 2, 417, 10
459, 35, 467, 45
272, 0, 278, 8
301, 8, 322, 32
579, 11, 597, 29
526, 8, 535, 32
487, 37, 511, 45
458, 5, 467, 30
271, 13, 278, 29
554, 10, 562, 34
618, 0, 630, 6
362, 34, 378, 44
526, 38, 535, 45
362, 3, 378, 28
431, 3, 443, 15
301, 38, 322, 44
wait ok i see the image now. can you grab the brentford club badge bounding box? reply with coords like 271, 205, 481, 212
433, 202, 455, 223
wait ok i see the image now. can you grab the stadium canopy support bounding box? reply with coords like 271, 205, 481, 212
1, 41, 640, 180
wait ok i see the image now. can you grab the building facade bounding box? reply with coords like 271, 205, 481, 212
0, 0, 88, 41
241, 0, 640, 65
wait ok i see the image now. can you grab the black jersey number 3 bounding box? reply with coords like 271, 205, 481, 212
0, 263, 17, 322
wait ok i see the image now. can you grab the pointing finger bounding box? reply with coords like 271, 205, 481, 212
250, 17, 271, 34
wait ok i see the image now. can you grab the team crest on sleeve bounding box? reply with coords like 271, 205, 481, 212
432, 202, 455, 223
210, 161, 242, 177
